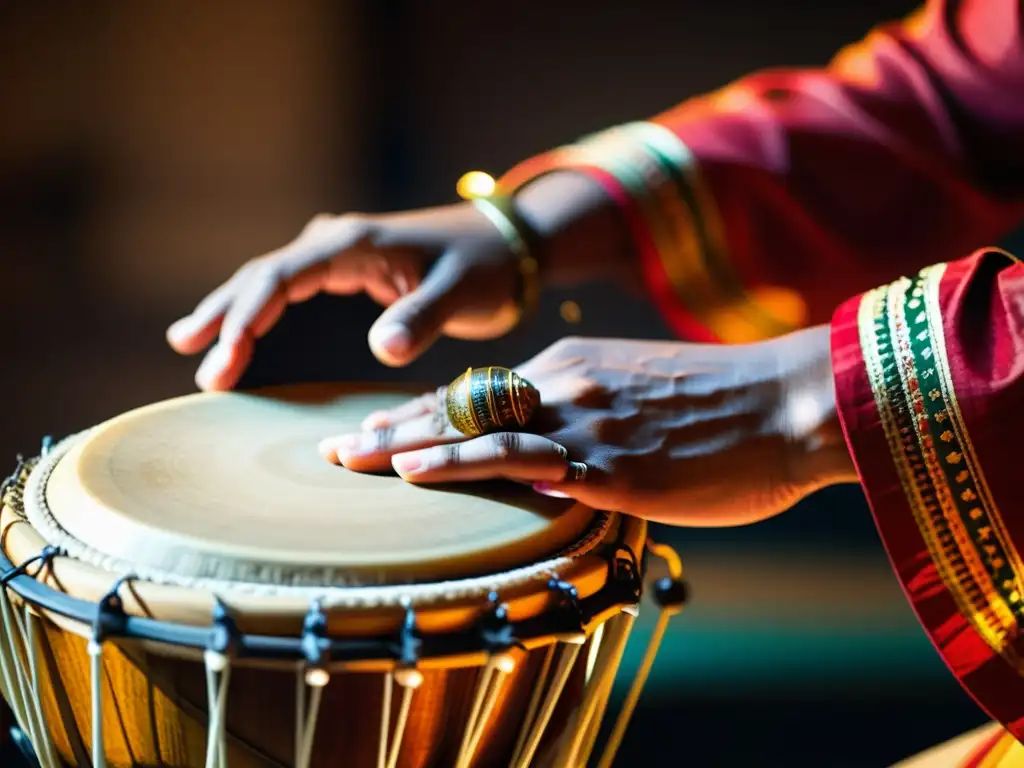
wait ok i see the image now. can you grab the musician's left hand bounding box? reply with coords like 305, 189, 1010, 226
318, 330, 858, 526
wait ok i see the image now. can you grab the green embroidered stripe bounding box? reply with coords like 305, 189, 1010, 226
862, 273, 1013, 654
909, 266, 1024, 623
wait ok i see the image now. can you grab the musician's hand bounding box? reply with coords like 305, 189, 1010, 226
166, 203, 527, 390
166, 173, 634, 391
318, 328, 859, 526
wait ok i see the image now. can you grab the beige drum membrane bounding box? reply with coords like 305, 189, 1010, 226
0, 385, 685, 768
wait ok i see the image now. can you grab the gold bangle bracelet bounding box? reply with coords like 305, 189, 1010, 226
471, 195, 541, 321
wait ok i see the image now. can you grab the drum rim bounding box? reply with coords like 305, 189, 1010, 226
1, 450, 648, 667
27, 432, 611, 602
33, 384, 606, 591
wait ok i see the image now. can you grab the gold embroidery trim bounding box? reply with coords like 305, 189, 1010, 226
858, 268, 1019, 661
922, 264, 1024, 614
978, 730, 1021, 768
624, 122, 791, 341
890, 269, 1016, 648
569, 123, 797, 342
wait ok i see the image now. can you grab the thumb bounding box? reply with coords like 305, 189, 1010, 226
368, 251, 469, 366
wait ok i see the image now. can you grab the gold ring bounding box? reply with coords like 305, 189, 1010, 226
445, 367, 541, 437
567, 461, 588, 482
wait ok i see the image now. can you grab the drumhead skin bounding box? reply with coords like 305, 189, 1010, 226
37, 384, 597, 589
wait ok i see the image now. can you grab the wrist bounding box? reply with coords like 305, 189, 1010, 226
512, 171, 640, 290
774, 326, 859, 491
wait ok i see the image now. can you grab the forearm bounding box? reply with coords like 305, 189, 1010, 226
501, 0, 1024, 342
656, 0, 1024, 322
512, 170, 639, 289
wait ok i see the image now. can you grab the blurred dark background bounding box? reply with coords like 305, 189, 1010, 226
2, 1, 1018, 765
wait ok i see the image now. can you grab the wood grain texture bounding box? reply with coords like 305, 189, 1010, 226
33, 628, 585, 768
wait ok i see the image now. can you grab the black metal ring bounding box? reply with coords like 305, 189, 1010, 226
0, 455, 642, 664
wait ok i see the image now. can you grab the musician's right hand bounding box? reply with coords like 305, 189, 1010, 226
166, 172, 635, 391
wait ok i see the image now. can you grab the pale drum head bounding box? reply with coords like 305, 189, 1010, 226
45, 383, 598, 588
0, 385, 649, 768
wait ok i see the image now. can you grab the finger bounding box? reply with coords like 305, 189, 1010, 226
393, 261, 419, 296
172, 214, 372, 361
166, 266, 252, 354
391, 433, 572, 484
194, 335, 255, 392
366, 281, 401, 307
368, 251, 469, 367
286, 260, 330, 303
218, 262, 285, 346
166, 314, 223, 356
201, 259, 329, 386
532, 463, 607, 505
360, 388, 444, 431
318, 408, 460, 471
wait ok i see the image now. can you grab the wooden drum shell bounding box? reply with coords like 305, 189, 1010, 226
29, 631, 588, 768
1, 502, 645, 768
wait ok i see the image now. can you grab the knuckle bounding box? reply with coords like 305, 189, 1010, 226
335, 211, 361, 227
231, 259, 261, 281
304, 212, 332, 229
543, 336, 578, 359
299, 213, 332, 239
491, 432, 521, 460
373, 427, 395, 452
338, 212, 376, 238
555, 335, 582, 348
301, 212, 375, 245
442, 442, 461, 466
251, 257, 279, 281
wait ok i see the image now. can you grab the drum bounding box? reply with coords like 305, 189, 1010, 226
0, 384, 686, 768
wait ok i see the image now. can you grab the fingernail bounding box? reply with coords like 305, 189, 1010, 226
373, 324, 412, 359
321, 434, 361, 463
317, 438, 338, 461
195, 343, 231, 390
167, 317, 194, 344
533, 482, 570, 499
394, 273, 410, 296
392, 453, 422, 476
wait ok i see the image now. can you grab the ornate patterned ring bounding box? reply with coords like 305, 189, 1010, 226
445, 367, 541, 438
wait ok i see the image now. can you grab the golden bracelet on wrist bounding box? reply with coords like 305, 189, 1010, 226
471, 194, 541, 321
456, 173, 541, 322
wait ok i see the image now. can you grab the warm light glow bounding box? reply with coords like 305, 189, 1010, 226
560, 300, 582, 324
305, 667, 330, 688
456, 170, 496, 200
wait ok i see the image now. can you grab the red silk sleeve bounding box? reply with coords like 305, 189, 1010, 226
832, 247, 1024, 741
656, 0, 1024, 334
501, 0, 1024, 344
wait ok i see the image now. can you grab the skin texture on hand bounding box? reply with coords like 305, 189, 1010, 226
319, 327, 858, 527
165, 172, 635, 390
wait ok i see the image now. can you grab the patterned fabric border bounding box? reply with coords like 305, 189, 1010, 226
580, 122, 794, 341
623, 122, 786, 337
976, 730, 1023, 768
859, 264, 1023, 662
498, 122, 800, 342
